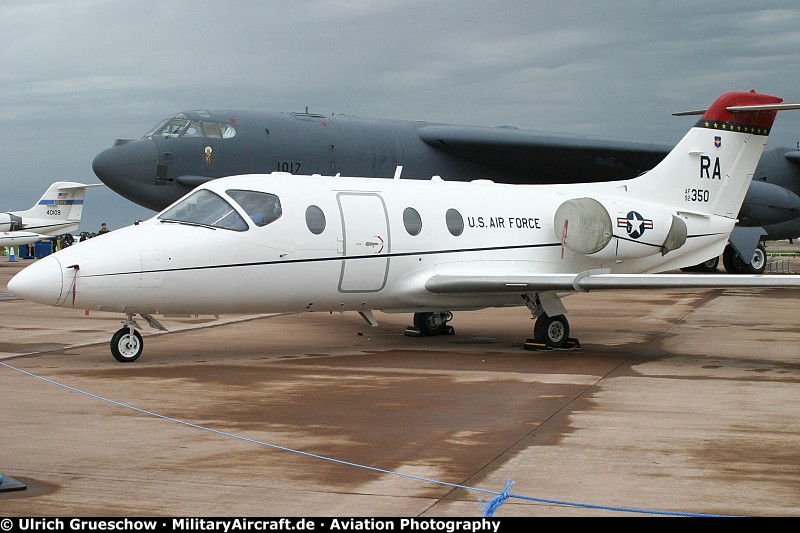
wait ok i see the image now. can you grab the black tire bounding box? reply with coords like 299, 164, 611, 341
723, 243, 766, 274
110, 328, 143, 362
681, 257, 718, 272
696, 256, 719, 272
534, 314, 570, 348
413, 312, 449, 336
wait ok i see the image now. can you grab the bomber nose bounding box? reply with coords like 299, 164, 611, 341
7, 255, 65, 307
92, 139, 159, 201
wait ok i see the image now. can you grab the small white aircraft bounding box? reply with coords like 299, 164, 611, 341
9, 91, 800, 362
0, 181, 104, 247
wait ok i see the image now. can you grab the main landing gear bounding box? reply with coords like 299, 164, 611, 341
404, 297, 580, 352
404, 311, 455, 337
523, 294, 581, 351
722, 242, 767, 274
109, 313, 167, 363
681, 243, 767, 274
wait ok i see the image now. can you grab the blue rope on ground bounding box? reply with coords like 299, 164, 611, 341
479, 479, 514, 516
0, 361, 739, 517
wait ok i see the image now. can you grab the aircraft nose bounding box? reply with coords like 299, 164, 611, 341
7, 255, 65, 307
92, 139, 160, 207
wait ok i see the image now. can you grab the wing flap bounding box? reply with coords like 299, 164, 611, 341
425, 270, 800, 294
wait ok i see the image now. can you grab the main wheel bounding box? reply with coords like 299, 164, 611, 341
110, 328, 143, 362
723, 243, 766, 274
534, 314, 570, 348
723, 244, 744, 273
696, 256, 719, 272
413, 312, 451, 336
749, 243, 767, 274
683, 256, 719, 273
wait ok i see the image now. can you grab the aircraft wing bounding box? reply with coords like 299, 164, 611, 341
425, 270, 800, 294
417, 125, 672, 182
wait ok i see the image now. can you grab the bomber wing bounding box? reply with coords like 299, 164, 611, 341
417, 125, 672, 182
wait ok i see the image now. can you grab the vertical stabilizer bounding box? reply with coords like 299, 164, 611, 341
13, 182, 99, 223
626, 91, 783, 219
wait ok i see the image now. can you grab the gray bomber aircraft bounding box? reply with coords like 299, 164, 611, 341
92, 109, 800, 273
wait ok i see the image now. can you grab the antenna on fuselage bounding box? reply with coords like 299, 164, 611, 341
394, 166, 403, 180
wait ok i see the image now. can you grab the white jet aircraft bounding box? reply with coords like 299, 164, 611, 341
9, 91, 800, 362
0, 181, 104, 247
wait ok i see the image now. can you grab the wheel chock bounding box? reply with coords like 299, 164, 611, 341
404, 325, 457, 337
404, 326, 423, 337
524, 338, 581, 351
0, 473, 27, 492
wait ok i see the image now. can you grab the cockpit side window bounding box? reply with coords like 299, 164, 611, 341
158, 189, 248, 231
203, 122, 222, 138
220, 122, 236, 138
183, 121, 204, 137
226, 190, 282, 227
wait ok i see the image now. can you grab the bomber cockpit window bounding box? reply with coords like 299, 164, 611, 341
154, 118, 190, 138
219, 122, 236, 138
158, 189, 248, 231
183, 121, 204, 137
143, 119, 169, 138
143, 114, 236, 139
203, 122, 222, 138
227, 190, 282, 227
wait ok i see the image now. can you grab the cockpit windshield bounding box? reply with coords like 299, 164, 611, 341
143, 113, 237, 139
158, 189, 248, 231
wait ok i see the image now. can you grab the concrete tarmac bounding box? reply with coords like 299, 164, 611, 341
1, 257, 799, 517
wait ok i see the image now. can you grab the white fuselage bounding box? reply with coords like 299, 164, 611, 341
16, 173, 735, 316
0, 213, 79, 236
0, 231, 51, 247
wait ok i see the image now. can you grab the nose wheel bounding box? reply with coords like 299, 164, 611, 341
110, 327, 144, 362
106, 313, 166, 362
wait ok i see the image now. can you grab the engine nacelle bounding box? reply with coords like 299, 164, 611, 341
0, 213, 22, 232
554, 197, 687, 260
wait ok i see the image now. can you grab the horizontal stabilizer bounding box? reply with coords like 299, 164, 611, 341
425, 270, 800, 294
56, 183, 105, 191
674, 102, 800, 116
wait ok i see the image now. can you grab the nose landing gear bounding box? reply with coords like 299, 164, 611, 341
111, 327, 143, 363
109, 313, 167, 362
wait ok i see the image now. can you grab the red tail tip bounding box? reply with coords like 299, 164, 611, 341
701, 91, 783, 131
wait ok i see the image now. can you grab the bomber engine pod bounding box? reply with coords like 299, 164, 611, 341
555, 197, 687, 260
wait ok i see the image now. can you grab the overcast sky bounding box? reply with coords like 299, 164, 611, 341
2, 0, 799, 233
